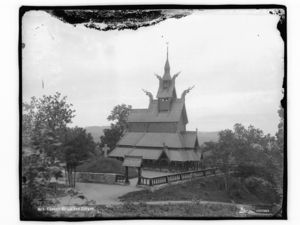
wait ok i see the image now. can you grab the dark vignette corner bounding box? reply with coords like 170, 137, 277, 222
18, 4, 288, 221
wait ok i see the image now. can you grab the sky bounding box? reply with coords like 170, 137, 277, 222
22, 9, 284, 135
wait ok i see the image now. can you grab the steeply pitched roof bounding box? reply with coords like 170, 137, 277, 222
117, 131, 198, 149
118, 132, 145, 146
127, 99, 185, 123
167, 150, 200, 162
109, 146, 199, 162
109, 147, 162, 160
109, 147, 133, 158
181, 131, 197, 148
137, 133, 183, 148
128, 148, 162, 160
122, 156, 142, 167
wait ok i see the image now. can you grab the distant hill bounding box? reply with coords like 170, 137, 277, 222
85, 126, 109, 143
197, 131, 219, 146
85, 125, 219, 145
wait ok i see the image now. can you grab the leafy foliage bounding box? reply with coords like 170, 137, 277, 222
100, 104, 132, 150
23, 92, 76, 160
21, 150, 57, 219
276, 106, 284, 154
61, 127, 96, 187
203, 123, 283, 203
21, 93, 76, 218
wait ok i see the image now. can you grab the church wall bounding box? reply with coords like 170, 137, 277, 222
158, 99, 171, 111
128, 122, 177, 133
128, 123, 147, 132
147, 122, 177, 133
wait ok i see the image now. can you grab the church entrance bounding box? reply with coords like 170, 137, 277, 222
156, 151, 170, 171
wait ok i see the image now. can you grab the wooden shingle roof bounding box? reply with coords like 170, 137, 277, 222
110, 130, 200, 162
109, 146, 200, 162
109, 147, 201, 162
127, 99, 186, 123
117, 131, 198, 149
167, 150, 200, 162
122, 155, 143, 167
181, 131, 198, 148
109, 147, 163, 160
109, 147, 133, 158
128, 148, 163, 160
137, 133, 183, 148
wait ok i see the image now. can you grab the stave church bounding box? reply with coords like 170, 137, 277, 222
109, 47, 203, 172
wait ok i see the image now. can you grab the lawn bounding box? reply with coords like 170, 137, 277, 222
119, 175, 262, 204
94, 202, 241, 218
53, 202, 242, 218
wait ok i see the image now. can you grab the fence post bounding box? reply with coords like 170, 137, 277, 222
137, 167, 141, 185
125, 166, 130, 184
166, 176, 169, 183
150, 178, 153, 186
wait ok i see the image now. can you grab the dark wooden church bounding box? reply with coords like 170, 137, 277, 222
109, 48, 202, 172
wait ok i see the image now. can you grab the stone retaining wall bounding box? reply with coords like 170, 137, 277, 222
76, 172, 120, 184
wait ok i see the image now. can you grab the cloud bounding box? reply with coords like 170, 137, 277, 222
22, 9, 284, 135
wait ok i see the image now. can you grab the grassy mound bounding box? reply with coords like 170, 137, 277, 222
76, 157, 138, 178
120, 176, 261, 204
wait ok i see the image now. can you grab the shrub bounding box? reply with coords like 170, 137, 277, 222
244, 176, 279, 203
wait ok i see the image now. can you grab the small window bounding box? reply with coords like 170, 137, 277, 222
160, 98, 169, 102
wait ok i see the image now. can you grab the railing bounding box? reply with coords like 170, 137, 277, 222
140, 167, 219, 186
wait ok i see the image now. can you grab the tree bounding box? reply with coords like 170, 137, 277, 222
22, 102, 35, 146
207, 123, 280, 199
100, 104, 132, 150
62, 127, 96, 187
22, 151, 56, 219
276, 106, 284, 154
29, 92, 75, 159
213, 129, 236, 192
271, 106, 284, 199
21, 92, 76, 218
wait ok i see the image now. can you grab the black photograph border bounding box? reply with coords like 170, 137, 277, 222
19, 4, 287, 221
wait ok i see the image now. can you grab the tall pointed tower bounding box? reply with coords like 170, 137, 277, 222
109, 47, 201, 171
156, 46, 178, 112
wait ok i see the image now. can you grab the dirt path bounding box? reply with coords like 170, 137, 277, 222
57, 170, 176, 205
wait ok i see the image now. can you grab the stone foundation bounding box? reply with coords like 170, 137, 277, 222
76, 172, 120, 184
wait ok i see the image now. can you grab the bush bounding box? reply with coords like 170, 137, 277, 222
199, 182, 206, 187
244, 176, 279, 203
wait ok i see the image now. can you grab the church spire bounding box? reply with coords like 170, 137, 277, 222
163, 43, 171, 80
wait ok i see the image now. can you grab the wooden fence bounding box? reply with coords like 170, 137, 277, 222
140, 167, 219, 186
